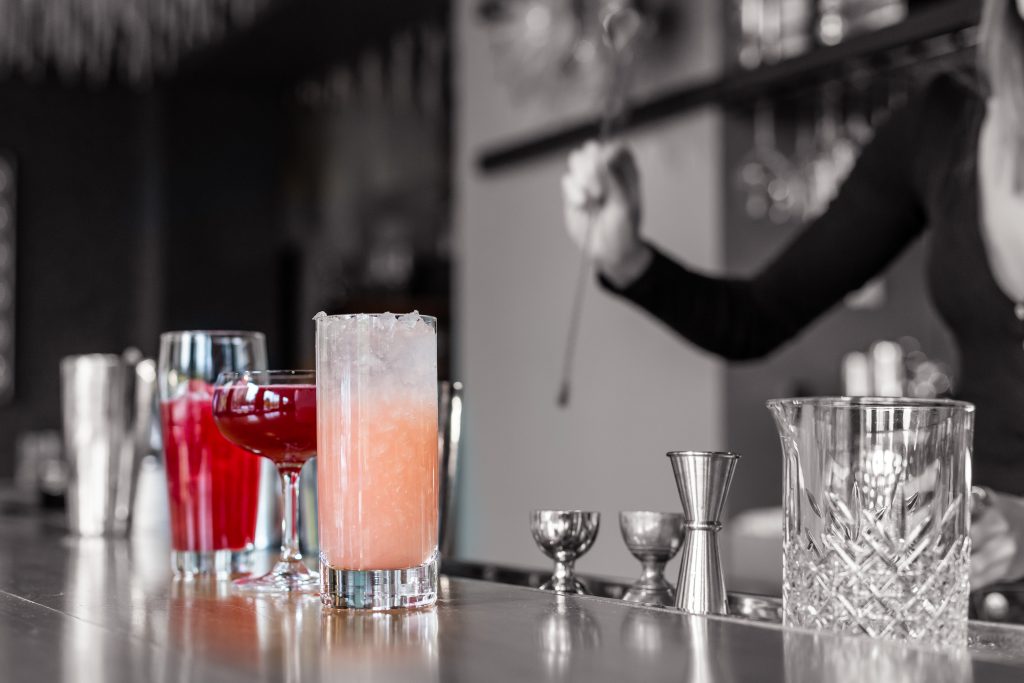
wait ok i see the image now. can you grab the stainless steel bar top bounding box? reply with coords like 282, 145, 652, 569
2, 513, 1024, 682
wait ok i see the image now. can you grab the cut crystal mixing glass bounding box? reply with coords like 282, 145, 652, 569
767, 397, 973, 647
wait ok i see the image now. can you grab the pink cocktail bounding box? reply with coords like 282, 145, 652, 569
315, 312, 438, 610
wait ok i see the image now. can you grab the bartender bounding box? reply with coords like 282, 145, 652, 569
561, 0, 1024, 589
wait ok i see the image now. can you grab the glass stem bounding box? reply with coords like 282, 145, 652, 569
278, 468, 303, 563
554, 558, 575, 589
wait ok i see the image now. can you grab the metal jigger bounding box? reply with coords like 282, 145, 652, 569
667, 451, 740, 615
530, 510, 601, 594
618, 511, 685, 606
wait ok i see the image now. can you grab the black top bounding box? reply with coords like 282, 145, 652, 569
603, 74, 1024, 494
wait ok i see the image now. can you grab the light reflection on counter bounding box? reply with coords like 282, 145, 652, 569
783, 629, 973, 683
322, 606, 439, 683
3, 513, 1024, 683
61, 534, 183, 682
537, 594, 601, 678
62, 538, 131, 683
620, 607, 683, 659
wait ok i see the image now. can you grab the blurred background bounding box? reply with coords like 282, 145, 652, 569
0, 0, 979, 582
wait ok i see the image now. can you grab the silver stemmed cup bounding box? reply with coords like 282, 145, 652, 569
619, 511, 686, 606
530, 510, 601, 594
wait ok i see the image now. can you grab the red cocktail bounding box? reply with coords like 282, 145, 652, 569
212, 384, 317, 471
161, 382, 262, 552
213, 370, 319, 592
158, 330, 268, 579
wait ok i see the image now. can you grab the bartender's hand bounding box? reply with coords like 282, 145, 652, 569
561, 140, 652, 288
971, 488, 1024, 589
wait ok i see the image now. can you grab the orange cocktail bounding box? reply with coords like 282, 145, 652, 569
315, 312, 438, 610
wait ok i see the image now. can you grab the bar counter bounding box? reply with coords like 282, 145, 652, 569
3, 513, 1024, 682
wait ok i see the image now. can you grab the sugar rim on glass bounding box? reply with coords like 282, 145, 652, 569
312, 311, 437, 326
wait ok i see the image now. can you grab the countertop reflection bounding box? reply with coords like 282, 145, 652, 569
1, 514, 1024, 682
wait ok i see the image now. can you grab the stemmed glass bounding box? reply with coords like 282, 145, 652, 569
212, 370, 319, 592
530, 510, 600, 594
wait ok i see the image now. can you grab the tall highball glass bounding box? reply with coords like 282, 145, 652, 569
767, 397, 973, 647
315, 312, 439, 609
158, 331, 267, 578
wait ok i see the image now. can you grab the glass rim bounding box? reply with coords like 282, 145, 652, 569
313, 312, 438, 325
160, 330, 266, 341
766, 396, 975, 412
665, 450, 741, 459
216, 369, 314, 384
530, 509, 601, 516
60, 353, 122, 366
619, 510, 685, 518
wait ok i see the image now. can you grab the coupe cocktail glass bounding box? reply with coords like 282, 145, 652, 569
213, 370, 320, 592
158, 331, 267, 578
768, 397, 973, 647
315, 312, 439, 609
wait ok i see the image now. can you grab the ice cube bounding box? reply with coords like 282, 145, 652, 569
398, 310, 421, 329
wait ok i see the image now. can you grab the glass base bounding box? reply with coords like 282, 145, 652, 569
622, 583, 674, 607
172, 547, 253, 580
320, 552, 438, 610
539, 576, 589, 595
233, 558, 320, 594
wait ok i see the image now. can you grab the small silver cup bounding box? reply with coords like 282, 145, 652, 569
530, 510, 600, 594
619, 511, 685, 606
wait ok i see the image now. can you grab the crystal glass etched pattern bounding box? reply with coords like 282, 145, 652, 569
768, 398, 973, 647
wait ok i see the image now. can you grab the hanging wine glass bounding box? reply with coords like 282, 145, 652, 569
736, 99, 798, 224
828, 85, 860, 187
477, 0, 593, 101
804, 83, 850, 219
793, 103, 819, 222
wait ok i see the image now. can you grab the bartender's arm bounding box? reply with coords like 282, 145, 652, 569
972, 489, 1024, 587
561, 92, 928, 361
561, 141, 652, 288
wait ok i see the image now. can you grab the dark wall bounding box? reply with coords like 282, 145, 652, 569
0, 7, 448, 476
0, 81, 287, 476
0, 84, 150, 475
161, 86, 286, 367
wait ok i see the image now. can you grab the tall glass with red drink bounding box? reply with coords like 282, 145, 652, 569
158, 331, 267, 578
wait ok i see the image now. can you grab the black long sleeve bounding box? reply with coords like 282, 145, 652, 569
599, 72, 1024, 494
601, 85, 933, 360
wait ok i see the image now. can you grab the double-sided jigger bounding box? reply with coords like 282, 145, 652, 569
619, 511, 685, 607
530, 510, 601, 594
667, 450, 740, 615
